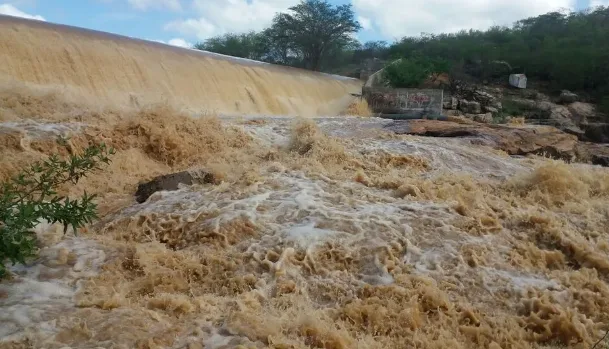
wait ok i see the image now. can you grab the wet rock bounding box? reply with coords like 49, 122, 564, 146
135, 169, 216, 203
576, 143, 609, 167
559, 90, 578, 104
386, 119, 578, 160
583, 122, 609, 143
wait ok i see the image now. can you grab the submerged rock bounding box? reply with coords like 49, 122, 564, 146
135, 169, 217, 203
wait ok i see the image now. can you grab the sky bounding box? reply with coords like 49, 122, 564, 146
0, 0, 605, 49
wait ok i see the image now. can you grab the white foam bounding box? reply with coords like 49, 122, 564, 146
0, 235, 105, 341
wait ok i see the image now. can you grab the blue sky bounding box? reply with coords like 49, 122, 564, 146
0, 0, 602, 48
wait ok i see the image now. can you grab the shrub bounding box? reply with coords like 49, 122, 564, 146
383, 57, 449, 88
0, 138, 114, 278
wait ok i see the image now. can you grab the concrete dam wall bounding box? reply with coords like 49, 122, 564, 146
0, 15, 363, 117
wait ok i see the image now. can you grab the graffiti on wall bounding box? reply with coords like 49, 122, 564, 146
363, 88, 443, 117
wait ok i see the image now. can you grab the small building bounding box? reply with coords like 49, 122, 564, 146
509, 74, 527, 89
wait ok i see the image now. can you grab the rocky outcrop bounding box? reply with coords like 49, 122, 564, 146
459, 100, 481, 114
568, 102, 597, 123
508, 98, 584, 136
135, 169, 217, 203
576, 143, 609, 167
583, 123, 609, 143
473, 113, 494, 124
386, 119, 579, 160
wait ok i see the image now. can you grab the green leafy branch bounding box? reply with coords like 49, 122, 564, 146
0, 137, 114, 278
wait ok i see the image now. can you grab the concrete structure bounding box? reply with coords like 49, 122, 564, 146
509, 74, 527, 89
363, 87, 444, 119
0, 15, 362, 117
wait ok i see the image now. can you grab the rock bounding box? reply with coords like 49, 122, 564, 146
484, 106, 499, 114
459, 100, 481, 114
445, 109, 464, 117
135, 169, 217, 203
583, 122, 609, 143
559, 90, 578, 104
568, 102, 597, 123
470, 101, 482, 114
576, 142, 609, 167
474, 113, 494, 124
385, 119, 578, 160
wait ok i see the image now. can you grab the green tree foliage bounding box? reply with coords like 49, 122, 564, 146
270, 0, 361, 71
194, 0, 361, 72
0, 139, 114, 278
389, 6, 609, 112
193, 4, 609, 114
383, 57, 449, 88
193, 32, 267, 61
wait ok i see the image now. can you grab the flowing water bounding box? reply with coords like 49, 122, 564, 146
1, 82, 609, 349
0, 15, 361, 117
1, 16, 609, 349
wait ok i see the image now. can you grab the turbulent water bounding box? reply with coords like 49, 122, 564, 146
0, 15, 361, 117
0, 16, 608, 348
1, 81, 609, 349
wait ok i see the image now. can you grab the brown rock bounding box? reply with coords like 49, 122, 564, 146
386, 120, 578, 160
568, 102, 598, 122
583, 123, 609, 143
576, 142, 609, 167
474, 113, 494, 124
135, 169, 216, 203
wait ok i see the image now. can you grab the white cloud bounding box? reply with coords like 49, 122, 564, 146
167, 37, 191, 48
165, 17, 216, 40
358, 15, 372, 30
150, 37, 192, 48
590, 0, 609, 7
127, 0, 181, 11
352, 0, 576, 39
165, 0, 299, 40
0, 3, 45, 21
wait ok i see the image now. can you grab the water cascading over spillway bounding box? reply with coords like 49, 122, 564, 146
0, 15, 362, 117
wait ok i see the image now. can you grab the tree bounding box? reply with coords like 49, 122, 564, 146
193, 32, 266, 61
270, 0, 361, 71
0, 139, 114, 278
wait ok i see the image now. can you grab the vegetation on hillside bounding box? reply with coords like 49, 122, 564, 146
0, 140, 113, 278
194, 1, 609, 114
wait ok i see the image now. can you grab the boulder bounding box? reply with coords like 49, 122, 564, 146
459, 100, 481, 114
576, 142, 609, 167
474, 113, 494, 124
484, 106, 499, 115
568, 102, 597, 123
385, 119, 578, 160
559, 90, 579, 104
583, 123, 609, 143
135, 169, 217, 203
